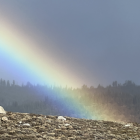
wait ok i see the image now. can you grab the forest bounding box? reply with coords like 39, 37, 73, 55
0, 79, 140, 123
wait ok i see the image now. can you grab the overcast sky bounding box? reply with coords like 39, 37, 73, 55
0, 0, 140, 87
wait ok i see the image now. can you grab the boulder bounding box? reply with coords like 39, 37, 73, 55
58, 116, 66, 121
0, 106, 6, 114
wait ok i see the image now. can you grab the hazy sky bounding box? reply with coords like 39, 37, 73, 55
0, 0, 140, 87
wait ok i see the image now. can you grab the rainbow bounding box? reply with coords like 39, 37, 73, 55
0, 17, 121, 122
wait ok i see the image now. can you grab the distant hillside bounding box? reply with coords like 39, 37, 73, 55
0, 111, 140, 139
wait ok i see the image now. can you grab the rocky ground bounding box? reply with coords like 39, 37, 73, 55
0, 112, 140, 140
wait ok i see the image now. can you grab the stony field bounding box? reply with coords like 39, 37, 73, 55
0, 112, 140, 140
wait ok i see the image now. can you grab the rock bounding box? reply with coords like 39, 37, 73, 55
125, 123, 133, 127
0, 106, 6, 114
1, 116, 8, 121
58, 116, 66, 121
22, 123, 30, 126
19, 121, 22, 124
65, 123, 70, 126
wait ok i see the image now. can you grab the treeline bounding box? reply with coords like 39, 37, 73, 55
0, 79, 140, 123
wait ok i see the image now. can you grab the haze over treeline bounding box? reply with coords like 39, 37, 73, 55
0, 78, 140, 123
